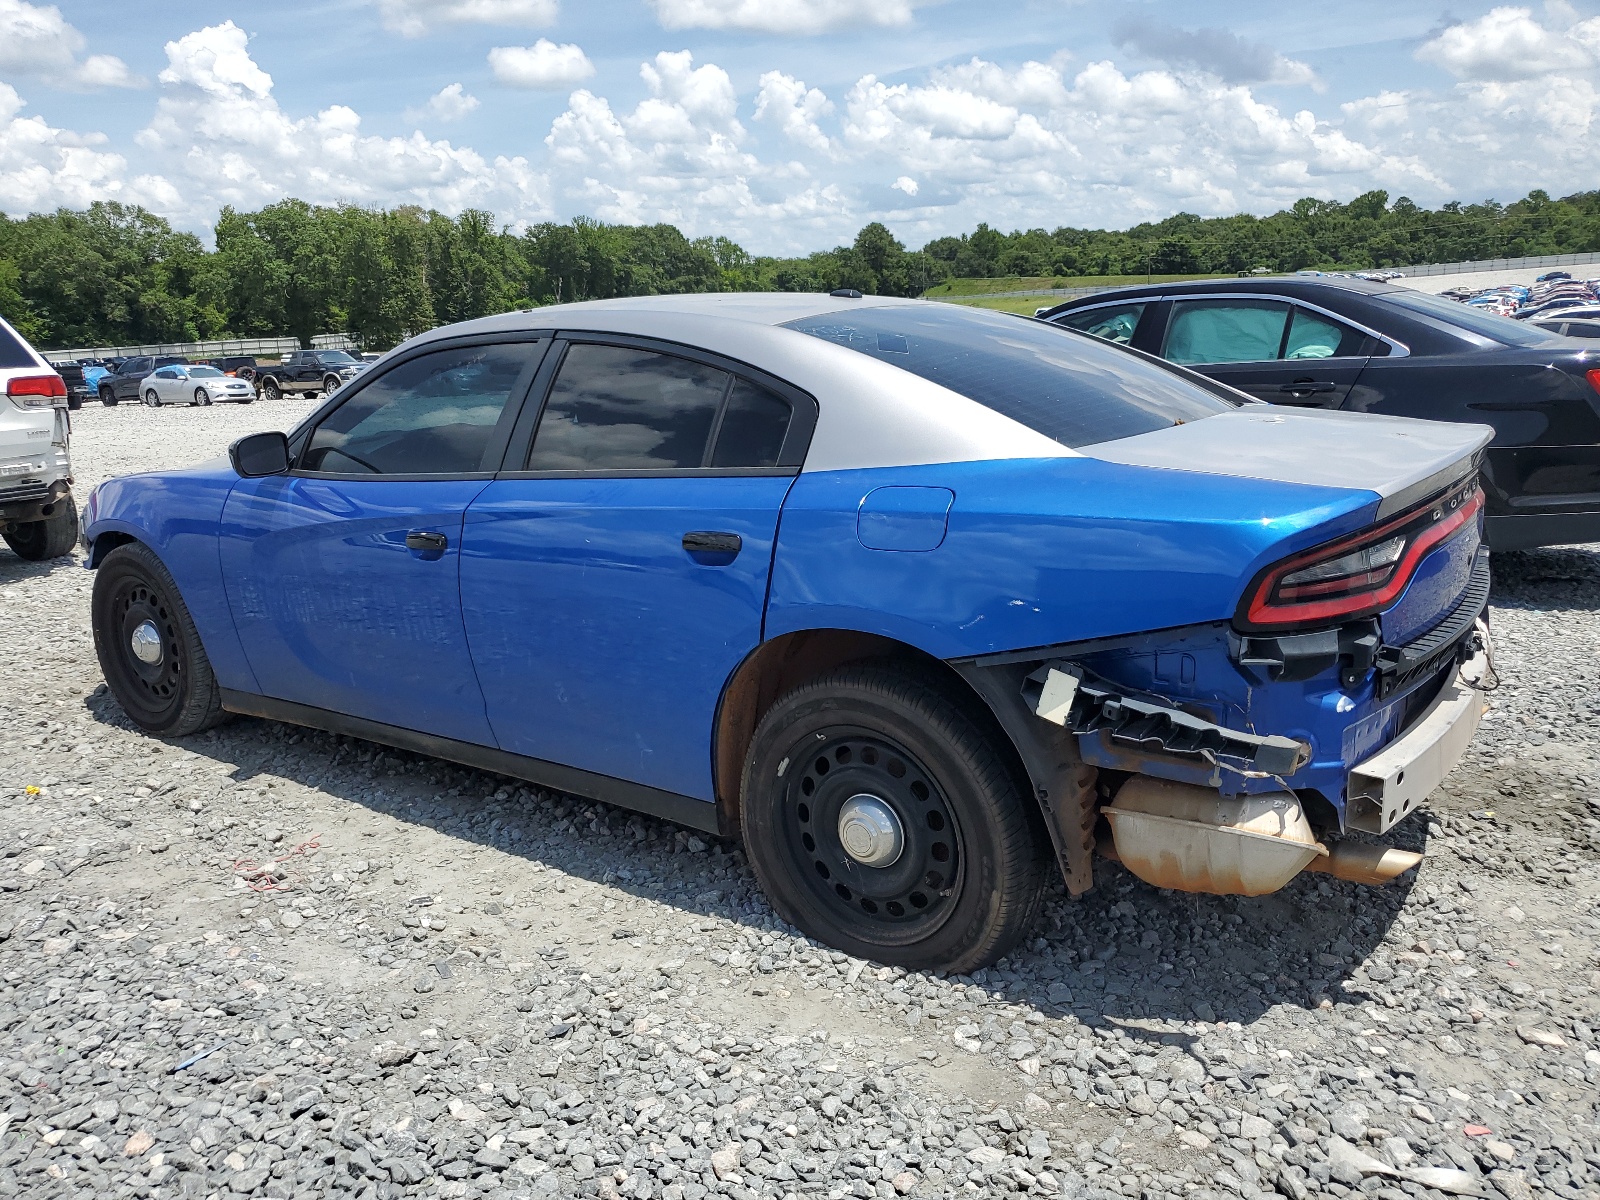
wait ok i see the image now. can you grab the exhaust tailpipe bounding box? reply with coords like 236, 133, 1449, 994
1302, 842, 1422, 886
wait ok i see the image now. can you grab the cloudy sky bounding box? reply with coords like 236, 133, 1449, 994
1, 0, 1598, 254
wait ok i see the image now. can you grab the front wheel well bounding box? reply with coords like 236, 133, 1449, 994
86, 530, 138, 568
712, 629, 1031, 837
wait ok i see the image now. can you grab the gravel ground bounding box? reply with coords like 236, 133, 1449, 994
2, 400, 1598, 1200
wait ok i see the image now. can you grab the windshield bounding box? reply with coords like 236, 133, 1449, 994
784, 303, 1236, 448
319, 351, 358, 364
190, 366, 224, 378
1384, 289, 1570, 348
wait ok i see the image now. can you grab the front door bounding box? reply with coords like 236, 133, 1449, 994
1162, 298, 1371, 408
462, 337, 810, 802
219, 338, 544, 744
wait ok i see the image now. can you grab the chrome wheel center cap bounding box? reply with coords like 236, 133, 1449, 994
130, 621, 163, 666
837, 794, 904, 868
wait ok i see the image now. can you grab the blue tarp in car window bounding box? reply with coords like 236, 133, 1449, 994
1165, 301, 1289, 365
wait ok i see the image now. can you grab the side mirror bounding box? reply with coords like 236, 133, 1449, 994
230, 431, 292, 478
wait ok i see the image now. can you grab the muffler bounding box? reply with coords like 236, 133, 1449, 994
1102, 777, 1422, 895
1103, 777, 1327, 896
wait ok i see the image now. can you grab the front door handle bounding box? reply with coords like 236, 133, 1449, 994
682, 531, 742, 561
405, 530, 449, 553
1276, 380, 1337, 395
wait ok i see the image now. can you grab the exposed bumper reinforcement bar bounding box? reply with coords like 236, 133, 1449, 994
1345, 626, 1489, 834
1022, 663, 1311, 779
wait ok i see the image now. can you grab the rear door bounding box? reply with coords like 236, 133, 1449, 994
219, 336, 545, 744
461, 335, 814, 802
1160, 297, 1372, 407
114, 358, 151, 403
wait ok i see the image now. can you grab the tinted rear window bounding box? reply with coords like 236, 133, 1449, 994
784, 304, 1234, 448
0, 322, 34, 369
1382, 289, 1569, 348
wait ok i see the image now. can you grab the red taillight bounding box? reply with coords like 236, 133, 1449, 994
1237, 483, 1484, 632
7, 373, 67, 407
1587, 368, 1600, 395
7, 373, 66, 397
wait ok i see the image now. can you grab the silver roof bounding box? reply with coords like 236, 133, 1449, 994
409, 294, 1077, 473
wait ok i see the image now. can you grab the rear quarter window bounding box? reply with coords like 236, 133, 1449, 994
0, 322, 36, 369
784, 303, 1235, 448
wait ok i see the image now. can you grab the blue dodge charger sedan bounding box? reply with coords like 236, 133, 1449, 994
82, 295, 1492, 971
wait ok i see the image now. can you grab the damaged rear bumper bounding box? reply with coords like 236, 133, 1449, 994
1345, 624, 1489, 834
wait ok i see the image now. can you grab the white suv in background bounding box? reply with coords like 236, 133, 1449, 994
0, 316, 76, 560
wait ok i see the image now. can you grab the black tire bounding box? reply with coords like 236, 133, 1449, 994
143, 389, 160, 407
261, 378, 281, 401
741, 664, 1050, 973
3, 494, 78, 560
194, 387, 211, 407
91, 542, 227, 736
323, 374, 341, 395
100, 386, 118, 406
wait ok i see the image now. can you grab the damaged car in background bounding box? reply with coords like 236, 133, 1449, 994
80, 295, 1492, 972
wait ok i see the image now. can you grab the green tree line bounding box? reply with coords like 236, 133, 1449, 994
1, 188, 1596, 351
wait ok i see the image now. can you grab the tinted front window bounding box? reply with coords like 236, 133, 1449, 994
318, 351, 358, 365
1382, 289, 1569, 348
785, 304, 1232, 448
190, 366, 224, 378
1165, 300, 1289, 364
527, 344, 729, 471
303, 342, 538, 475
1056, 303, 1145, 346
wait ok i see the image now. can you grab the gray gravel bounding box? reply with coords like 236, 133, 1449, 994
2, 400, 1598, 1200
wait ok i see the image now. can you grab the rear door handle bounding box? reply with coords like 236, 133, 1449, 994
1277, 381, 1337, 395
405, 530, 449, 552
682, 531, 742, 560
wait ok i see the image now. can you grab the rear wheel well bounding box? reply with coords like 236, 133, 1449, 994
712, 629, 1032, 837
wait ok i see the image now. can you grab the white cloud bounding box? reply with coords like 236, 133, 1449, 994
754, 71, 833, 153
647, 0, 923, 35
1417, 6, 1599, 80
375, 0, 557, 38
135, 22, 551, 229
891, 175, 918, 195
488, 39, 595, 89
0, 0, 141, 90
410, 83, 480, 122
0, 83, 172, 215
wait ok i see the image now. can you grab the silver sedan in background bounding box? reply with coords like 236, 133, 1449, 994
142, 364, 255, 407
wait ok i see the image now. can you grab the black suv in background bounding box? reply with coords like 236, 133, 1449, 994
97, 356, 188, 406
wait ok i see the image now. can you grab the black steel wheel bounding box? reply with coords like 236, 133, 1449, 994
99, 386, 117, 406
742, 664, 1049, 973
91, 542, 226, 735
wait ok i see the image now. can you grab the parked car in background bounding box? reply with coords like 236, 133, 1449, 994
254, 349, 368, 400
83, 294, 1492, 970
1041, 277, 1600, 550
80, 360, 114, 396
198, 355, 260, 380
56, 362, 92, 410
142, 363, 256, 407
359, 352, 382, 364
97, 355, 187, 407
1532, 317, 1600, 339
0, 315, 76, 559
